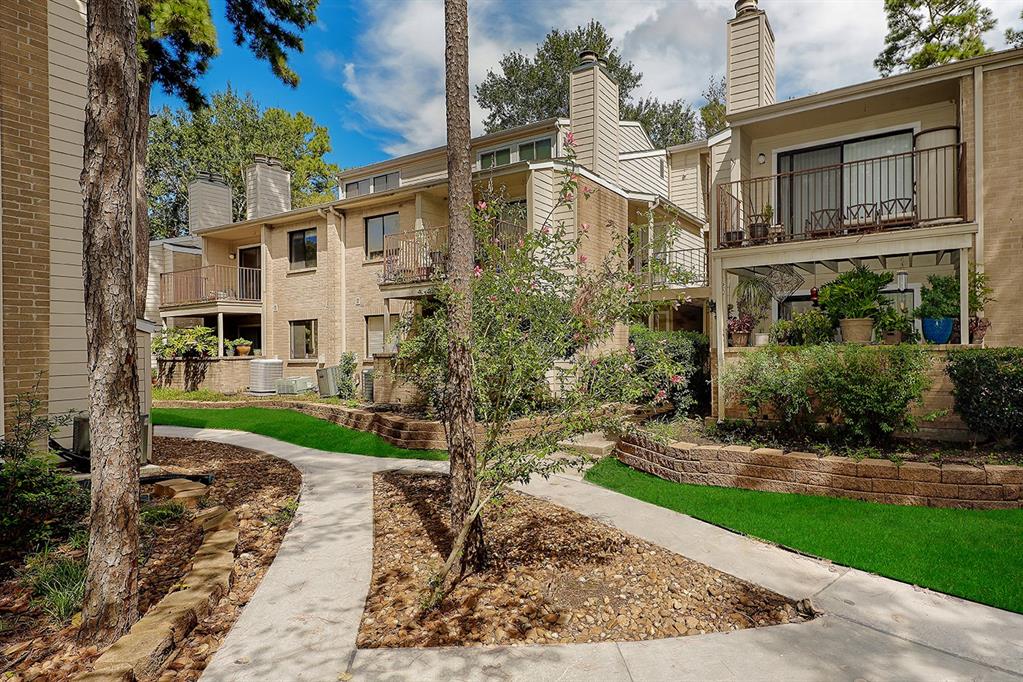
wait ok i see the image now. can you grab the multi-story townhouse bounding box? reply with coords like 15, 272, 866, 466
156, 51, 708, 397
0, 0, 154, 446
706, 0, 1022, 428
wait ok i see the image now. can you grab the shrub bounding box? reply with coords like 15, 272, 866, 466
336, 351, 358, 399
945, 348, 1023, 445
724, 344, 932, 445
768, 318, 796, 345
628, 326, 709, 413
915, 274, 959, 319
152, 326, 218, 358
769, 309, 834, 345
818, 266, 893, 323
22, 548, 86, 623
1, 458, 89, 565
579, 350, 648, 404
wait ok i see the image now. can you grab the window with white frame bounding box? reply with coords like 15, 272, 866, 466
365, 314, 399, 357
374, 171, 399, 192
479, 136, 553, 170
290, 319, 317, 359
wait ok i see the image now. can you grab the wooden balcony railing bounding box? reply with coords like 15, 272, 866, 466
160, 265, 261, 308
716, 142, 966, 248
381, 221, 526, 285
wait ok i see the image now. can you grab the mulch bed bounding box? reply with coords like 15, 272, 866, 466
0, 437, 301, 681
358, 471, 807, 649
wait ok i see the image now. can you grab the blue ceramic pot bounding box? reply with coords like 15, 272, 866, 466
922, 317, 954, 344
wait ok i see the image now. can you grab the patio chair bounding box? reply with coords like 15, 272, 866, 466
879, 197, 914, 227
806, 208, 842, 239
844, 202, 879, 234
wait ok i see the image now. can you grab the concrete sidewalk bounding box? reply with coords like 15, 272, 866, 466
156, 426, 1023, 681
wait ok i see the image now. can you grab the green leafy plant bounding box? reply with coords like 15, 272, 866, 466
224, 337, 253, 353
945, 348, 1023, 446
336, 351, 358, 400
769, 308, 834, 346
968, 267, 995, 316
140, 501, 186, 528
768, 319, 796, 345
915, 275, 959, 320
875, 307, 919, 343
265, 498, 299, 527
628, 326, 709, 414
733, 277, 772, 326
818, 266, 893, 322
21, 547, 87, 624
152, 326, 218, 359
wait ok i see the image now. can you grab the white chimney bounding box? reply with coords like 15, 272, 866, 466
187, 172, 232, 232
244, 155, 292, 220
569, 50, 621, 182
726, 0, 776, 116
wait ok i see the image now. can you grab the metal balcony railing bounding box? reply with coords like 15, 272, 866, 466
646, 247, 709, 289
380, 221, 526, 285
716, 142, 967, 248
160, 265, 261, 308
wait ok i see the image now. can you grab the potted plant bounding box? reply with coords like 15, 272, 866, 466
728, 313, 755, 347
226, 337, 253, 356
749, 204, 772, 242
875, 307, 916, 345
915, 275, 958, 344
817, 266, 893, 344
733, 276, 772, 341
768, 318, 796, 345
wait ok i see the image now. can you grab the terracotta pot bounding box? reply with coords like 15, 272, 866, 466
236, 345, 252, 356
839, 317, 874, 344
729, 332, 750, 347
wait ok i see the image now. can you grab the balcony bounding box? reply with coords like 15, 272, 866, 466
716, 143, 966, 249
160, 265, 261, 309
380, 222, 526, 286
644, 247, 709, 290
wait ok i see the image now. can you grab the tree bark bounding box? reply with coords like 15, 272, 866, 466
134, 64, 152, 319
78, 0, 143, 646
443, 0, 485, 572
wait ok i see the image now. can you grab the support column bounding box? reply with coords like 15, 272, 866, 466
958, 248, 969, 345
382, 297, 391, 352
714, 260, 728, 422
217, 312, 225, 357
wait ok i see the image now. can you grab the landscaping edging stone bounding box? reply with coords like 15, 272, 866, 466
155, 399, 668, 451
77, 487, 239, 681
615, 433, 1023, 509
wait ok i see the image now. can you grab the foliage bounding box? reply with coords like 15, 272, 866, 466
1008, 10, 1023, 47
769, 308, 835, 345
967, 267, 994, 315
915, 274, 960, 319
152, 325, 218, 358
874, 0, 996, 76
139, 0, 317, 110
628, 326, 709, 414
818, 266, 893, 322
945, 348, 1023, 445
875, 306, 919, 342
152, 387, 229, 401
148, 89, 340, 237
140, 501, 186, 528
475, 20, 695, 148
724, 344, 932, 445
22, 548, 87, 624
580, 351, 648, 405
224, 337, 252, 352
768, 318, 796, 345
733, 277, 772, 324
265, 498, 299, 527
727, 314, 755, 335
699, 75, 727, 138
336, 351, 359, 400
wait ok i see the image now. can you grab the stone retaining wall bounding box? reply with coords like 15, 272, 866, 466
615, 434, 1022, 510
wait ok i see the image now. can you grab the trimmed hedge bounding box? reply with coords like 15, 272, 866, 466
945, 348, 1023, 445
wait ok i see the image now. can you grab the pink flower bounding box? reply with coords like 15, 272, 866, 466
473, 265, 482, 277
582, 185, 594, 198
590, 358, 599, 367
476, 201, 487, 210
570, 173, 580, 183
670, 374, 682, 385
513, 286, 521, 294
623, 282, 635, 292
580, 222, 590, 233
565, 131, 576, 146
488, 295, 498, 302
628, 344, 636, 354
655, 389, 667, 402
564, 192, 574, 202
578, 254, 588, 264
541, 223, 551, 235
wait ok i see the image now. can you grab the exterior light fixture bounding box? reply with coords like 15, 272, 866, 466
896, 270, 909, 292
810, 286, 819, 305
757, 153, 767, 165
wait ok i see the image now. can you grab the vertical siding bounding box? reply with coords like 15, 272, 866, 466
47, 0, 89, 417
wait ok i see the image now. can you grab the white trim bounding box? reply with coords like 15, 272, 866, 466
164, 243, 201, 255
707, 128, 732, 147
619, 149, 668, 161
972, 66, 984, 271
476, 134, 555, 171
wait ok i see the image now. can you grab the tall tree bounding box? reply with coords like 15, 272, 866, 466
624, 97, 697, 149
699, 76, 727, 138
476, 20, 695, 149
1007, 10, 1023, 47
147, 89, 341, 238
444, 0, 485, 573
79, 0, 143, 646
134, 0, 318, 315
874, 0, 996, 76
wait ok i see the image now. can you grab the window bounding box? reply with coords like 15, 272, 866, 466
366, 315, 398, 357
518, 138, 552, 162
365, 212, 400, 259
374, 171, 399, 192
288, 228, 317, 270
345, 178, 371, 198
290, 319, 317, 359
480, 147, 511, 169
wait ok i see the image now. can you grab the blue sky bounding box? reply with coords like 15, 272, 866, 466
151, 0, 1021, 171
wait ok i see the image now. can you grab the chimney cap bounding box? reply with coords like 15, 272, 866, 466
734, 0, 759, 16
192, 170, 228, 187
577, 50, 599, 66
250, 154, 284, 168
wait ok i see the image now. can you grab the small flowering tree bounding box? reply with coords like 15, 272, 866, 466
396, 137, 697, 604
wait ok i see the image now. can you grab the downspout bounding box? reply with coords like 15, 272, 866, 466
972, 66, 984, 272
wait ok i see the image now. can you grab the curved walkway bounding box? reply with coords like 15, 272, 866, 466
155, 426, 1023, 681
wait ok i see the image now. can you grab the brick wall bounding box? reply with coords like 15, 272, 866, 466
616, 433, 1022, 510
980, 65, 1023, 348
1, 0, 52, 429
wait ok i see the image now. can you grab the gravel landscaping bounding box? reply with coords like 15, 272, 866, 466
357, 471, 807, 649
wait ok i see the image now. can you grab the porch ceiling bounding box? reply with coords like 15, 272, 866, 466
713, 222, 976, 272
161, 301, 262, 317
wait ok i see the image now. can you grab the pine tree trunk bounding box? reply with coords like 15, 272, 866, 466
134, 65, 152, 319
443, 0, 485, 573
78, 0, 143, 647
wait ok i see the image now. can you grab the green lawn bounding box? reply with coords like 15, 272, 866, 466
585, 458, 1023, 614
152, 407, 447, 461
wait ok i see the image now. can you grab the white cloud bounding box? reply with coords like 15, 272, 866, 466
325, 0, 1022, 159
